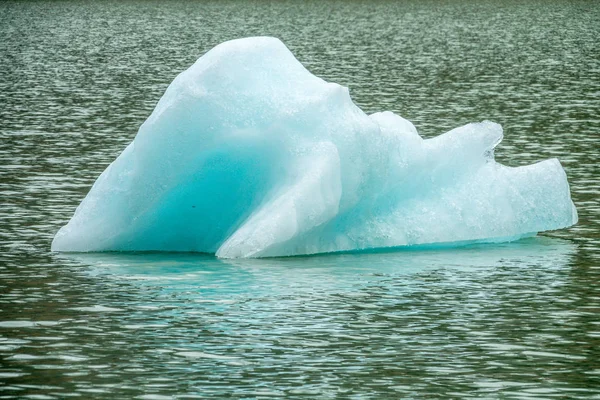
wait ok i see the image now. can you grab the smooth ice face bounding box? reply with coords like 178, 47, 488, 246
51, 37, 578, 258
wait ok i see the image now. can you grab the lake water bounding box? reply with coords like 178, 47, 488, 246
1, 0, 599, 398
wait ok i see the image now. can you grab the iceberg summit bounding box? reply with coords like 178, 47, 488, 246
52, 37, 577, 258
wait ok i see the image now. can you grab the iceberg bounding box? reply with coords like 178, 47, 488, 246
51, 37, 577, 258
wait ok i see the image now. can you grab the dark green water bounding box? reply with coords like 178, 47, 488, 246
1, 0, 599, 398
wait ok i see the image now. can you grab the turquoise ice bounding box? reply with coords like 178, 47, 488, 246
51, 37, 577, 258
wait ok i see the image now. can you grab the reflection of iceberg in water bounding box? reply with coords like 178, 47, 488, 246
52, 37, 576, 258
60, 237, 577, 297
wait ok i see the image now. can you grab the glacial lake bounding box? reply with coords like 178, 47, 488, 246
1, 0, 599, 398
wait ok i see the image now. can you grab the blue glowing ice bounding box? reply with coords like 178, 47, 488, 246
51, 37, 577, 258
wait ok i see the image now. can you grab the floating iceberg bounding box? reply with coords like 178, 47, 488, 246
52, 37, 577, 258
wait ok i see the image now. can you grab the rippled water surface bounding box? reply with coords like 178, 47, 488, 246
1, 0, 599, 398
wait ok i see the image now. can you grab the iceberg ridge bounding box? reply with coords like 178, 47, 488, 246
52, 37, 577, 258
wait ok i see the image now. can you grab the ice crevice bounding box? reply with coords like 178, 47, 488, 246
51, 37, 577, 258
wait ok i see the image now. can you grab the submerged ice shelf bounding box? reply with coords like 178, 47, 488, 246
52, 37, 577, 258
